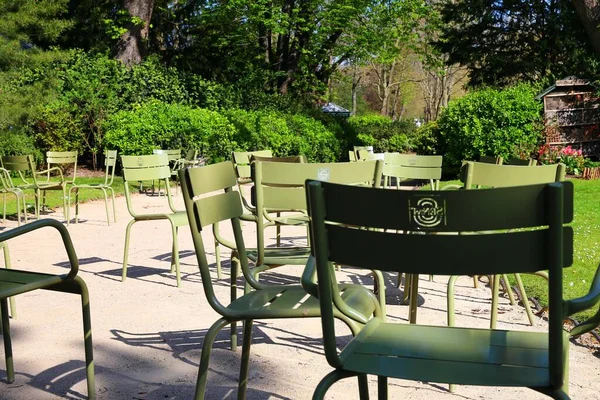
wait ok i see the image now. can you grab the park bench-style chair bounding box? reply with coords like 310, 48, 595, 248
0, 155, 71, 220
152, 149, 182, 194
68, 150, 118, 226
179, 162, 378, 400
306, 178, 600, 400
121, 154, 189, 287
0, 167, 28, 225
0, 219, 94, 398
40, 151, 78, 218
447, 161, 566, 330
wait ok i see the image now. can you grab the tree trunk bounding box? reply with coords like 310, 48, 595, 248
351, 66, 361, 116
116, 0, 156, 66
572, 0, 600, 56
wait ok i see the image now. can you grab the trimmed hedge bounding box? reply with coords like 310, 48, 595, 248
347, 115, 416, 154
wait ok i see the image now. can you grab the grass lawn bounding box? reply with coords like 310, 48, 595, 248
1, 175, 599, 322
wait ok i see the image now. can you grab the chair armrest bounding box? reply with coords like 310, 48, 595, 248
301, 256, 319, 298
36, 166, 65, 182
565, 263, 600, 337
0, 219, 79, 279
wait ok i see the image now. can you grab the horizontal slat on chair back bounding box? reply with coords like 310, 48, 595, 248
194, 190, 242, 228
121, 154, 170, 181
479, 155, 502, 164
255, 160, 380, 211
153, 149, 181, 162
47, 151, 77, 164
250, 155, 306, 163
317, 180, 573, 232
383, 164, 442, 180
325, 224, 573, 275
385, 153, 443, 168
1, 155, 32, 171
232, 150, 272, 165
105, 150, 118, 167
462, 162, 564, 188
256, 161, 380, 186
183, 162, 237, 196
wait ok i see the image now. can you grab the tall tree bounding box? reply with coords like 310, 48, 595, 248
571, 0, 600, 55
437, 0, 598, 87
115, 0, 156, 65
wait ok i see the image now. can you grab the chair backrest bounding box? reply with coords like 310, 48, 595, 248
121, 154, 173, 216
47, 151, 78, 182
348, 151, 357, 162
253, 160, 382, 259
153, 149, 182, 163
461, 161, 565, 189
356, 149, 370, 161
231, 150, 273, 184
179, 162, 247, 306
250, 155, 307, 164
0, 167, 15, 190
1, 155, 37, 184
103, 150, 118, 185
478, 155, 502, 164
306, 179, 574, 377
383, 153, 443, 189
505, 157, 537, 166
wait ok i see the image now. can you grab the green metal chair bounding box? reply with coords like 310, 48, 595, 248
68, 150, 118, 226
0, 167, 28, 225
0, 219, 94, 398
306, 178, 600, 400
248, 160, 387, 313
0, 155, 71, 220
40, 151, 78, 218
121, 154, 189, 287
179, 162, 378, 400
447, 161, 566, 330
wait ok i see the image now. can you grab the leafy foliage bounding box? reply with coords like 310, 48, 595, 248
437, 0, 600, 87
434, 84, 544, 176
347, 115, 416, 153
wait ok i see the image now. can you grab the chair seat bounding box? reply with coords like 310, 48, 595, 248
340, 319, 567, 387
270, 214, 309, 226
227, 285, 376, 320
247, 247, 311, 265
0, 269, 64, 298
133, 211, 189, 227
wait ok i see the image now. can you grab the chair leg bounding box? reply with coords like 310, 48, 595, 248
171, 225, 181, 287
408, 274, 419, 324
230, 254, 240, 351
312, 370, 358, 400
62, 189, 68, 223
101, 189, 110, 226
501, 274, 516, 305
237, 319, 254, 400
214, 239, 222, 279
108, 187, 117, 223
2, 244, 15, 319
2, 193, 6, 222
490, 275, 500, 329
194, 318, 230, 400
447, 275, 459, 327
358, 374, 370, 400
0, 299, 14, 383
377, 376, 388, 400
514, 273, 536, 326
74, 276, 95, 399
122, 219, 137, 282
21, 193, 27, 224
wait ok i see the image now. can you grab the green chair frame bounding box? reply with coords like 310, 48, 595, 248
0, 155, 71, 220
68, 150, 118, 226
121, 154, 189, 287
247, 160, 387, 314
179, 162, 378, 400
447, 161, 566, 330
306, 178, 600, 400
0, 167, 28, 225
0, 219, 94, 398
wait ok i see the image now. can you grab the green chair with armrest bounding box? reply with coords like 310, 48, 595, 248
68, 150, 118, 226
248, 160, 387, 314
306, 178, 600, 400
0, 167, 28, 225
447, 161, 566, 330
40, 151, 78, 220
121, 154, 189, 287
0, 219, 94, 398
178, 162, 378, 400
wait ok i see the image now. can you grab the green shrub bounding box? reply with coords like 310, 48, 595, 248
347, 115, 416, 153
103, 101, 235, 162
0, 131, 42, 161
435, 83, 543, 176
413, 121, 440, 155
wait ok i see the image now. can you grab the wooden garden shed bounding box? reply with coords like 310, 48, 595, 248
536, 76, 600, 156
